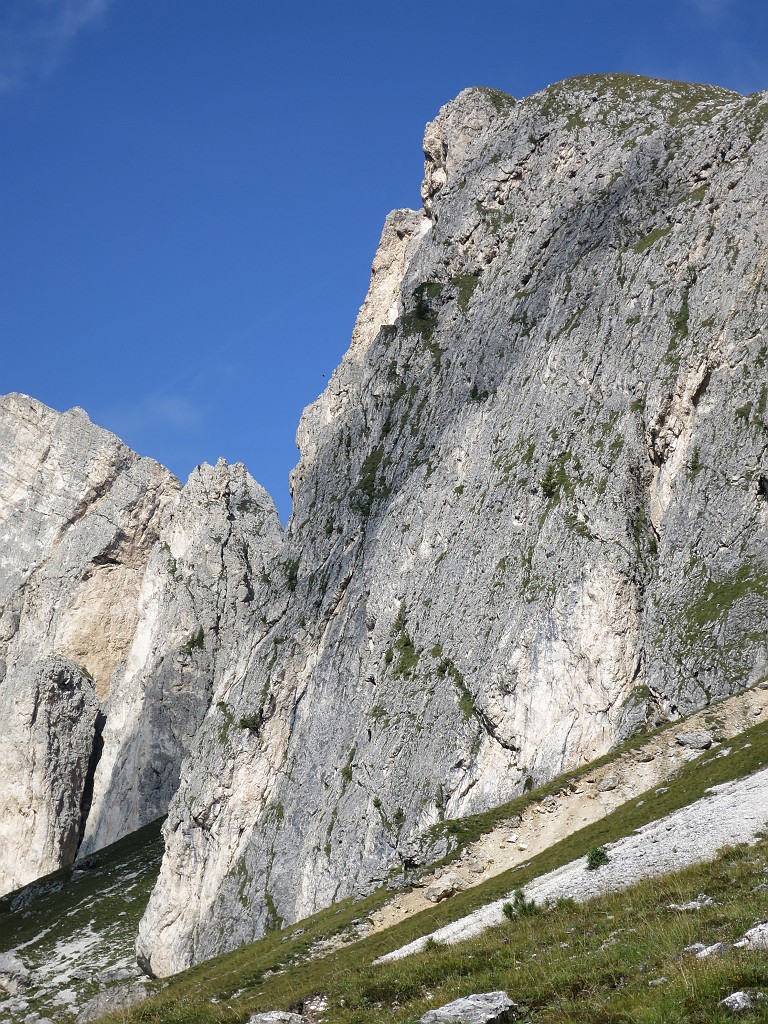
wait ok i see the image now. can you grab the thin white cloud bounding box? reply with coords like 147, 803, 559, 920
688, 0, 734, 17
0, 0, 114, 94
99, 394, 204, 443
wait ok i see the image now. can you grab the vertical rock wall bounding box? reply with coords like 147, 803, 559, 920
0, 397, 283, 894
137, 75, 768, 974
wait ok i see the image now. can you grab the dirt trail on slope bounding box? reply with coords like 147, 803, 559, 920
364, 684, 768, 937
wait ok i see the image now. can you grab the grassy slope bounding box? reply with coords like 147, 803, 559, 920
0, 818, 164, 1018
112, 718, 768, 1024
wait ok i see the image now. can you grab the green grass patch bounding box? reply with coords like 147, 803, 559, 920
633, 224, 672, 253
451, 274, 480, 313
353, 445, 391, 510
181, 626, 205, 654
682, 561, 768, 637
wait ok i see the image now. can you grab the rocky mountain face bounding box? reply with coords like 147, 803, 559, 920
134, 75, 768, 973
0, 396, 283, 894
2, 72, 767, 979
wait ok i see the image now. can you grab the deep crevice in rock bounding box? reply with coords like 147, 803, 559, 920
76, 710, 106, 855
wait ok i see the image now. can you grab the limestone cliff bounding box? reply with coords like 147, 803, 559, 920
135, 75, 768, 973
0, 657, 99, 894
1, 72, 767, 974
0, 396, 283, 894
79, 459, 283, 856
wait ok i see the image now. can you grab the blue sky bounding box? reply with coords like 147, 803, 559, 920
1, 0, 766, 520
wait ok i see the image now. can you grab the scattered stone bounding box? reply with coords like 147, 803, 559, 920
302, 994, 328, 1016
246, 1013, 306, 1024
719, 991, 754, 1013
102, 968, 138, 983
425, 872, 467, 903
669, 894, 714, 911
648, 976, 667, 986
675, 730, 713, 750
76, 982, 149, 1023
2, 997, 30, 1015
734, 922, 768, 950
420, 991, 517, 1024
72, 855, 99, 873
0, 953, 32, 995
597, 775, 619, 793
696, 942, 727, 959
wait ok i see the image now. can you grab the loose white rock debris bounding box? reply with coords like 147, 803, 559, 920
376, 766, 768, 962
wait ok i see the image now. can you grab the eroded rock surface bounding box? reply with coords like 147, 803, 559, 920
0, 658, 99, 896
137, 75, 768, 974
0, 397, 283, 893
80, 459, 283, 855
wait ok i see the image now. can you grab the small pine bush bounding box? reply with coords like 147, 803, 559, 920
502, 889, 540, 919
586, 845, 610, 870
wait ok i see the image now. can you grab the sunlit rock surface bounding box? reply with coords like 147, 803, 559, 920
137, 76, 768, 973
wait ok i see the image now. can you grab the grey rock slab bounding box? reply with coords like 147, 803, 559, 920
0, 394, 283, 894
734, 922, 768, 950
0, 395, 178, 893
246, 1014, 306, 1024
79, 458, 283, 856
420, 992, 516, 1024
675, 730, 713, 750
75, 981, 150, 1023
720, 991, 755, 1013
0, 953, 32, 994
0, 657, 99, 895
